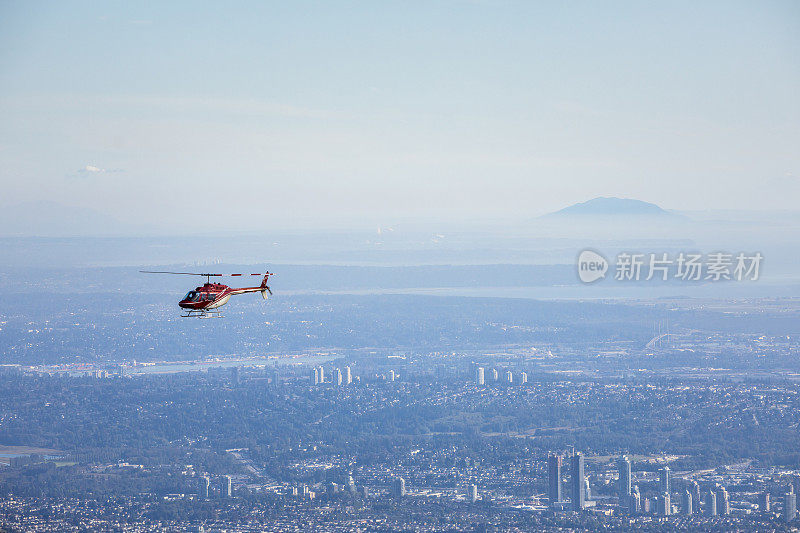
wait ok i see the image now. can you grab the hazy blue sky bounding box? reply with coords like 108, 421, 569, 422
1, 1, 798, 230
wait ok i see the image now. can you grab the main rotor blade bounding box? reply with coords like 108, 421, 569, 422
140, 271, 274, 277
140, 271, 222, 276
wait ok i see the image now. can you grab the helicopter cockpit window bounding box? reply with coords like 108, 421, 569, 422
184, 291, 200, 302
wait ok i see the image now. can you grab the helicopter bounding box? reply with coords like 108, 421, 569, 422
141, 270, 274, 318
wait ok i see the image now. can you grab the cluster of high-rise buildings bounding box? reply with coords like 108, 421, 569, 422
546, 453, 798, 522
474, 366, 526, 386
197, 475, 231, 499
195, 452, 797, 524
326, 473, 369, 499
547, 452, 586, 511
311, 365, 352, 386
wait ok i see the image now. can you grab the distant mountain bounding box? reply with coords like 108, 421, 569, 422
0, 201, 137, 236
545, 197, 684, 219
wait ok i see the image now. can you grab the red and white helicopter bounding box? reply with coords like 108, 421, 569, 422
141, 270, 274, 318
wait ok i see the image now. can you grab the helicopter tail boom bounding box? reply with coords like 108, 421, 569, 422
227, 272, 274, 297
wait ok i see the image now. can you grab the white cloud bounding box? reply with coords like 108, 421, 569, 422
76, 164, 122, 175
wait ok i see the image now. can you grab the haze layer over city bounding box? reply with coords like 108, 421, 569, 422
1, 2, 799, 532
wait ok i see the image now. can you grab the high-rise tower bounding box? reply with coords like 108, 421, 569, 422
571, 453, 585, 511
547, 454, 562, 505
618, 456, 631, 500
659, 466, 671, 495
682, 489, 693, 515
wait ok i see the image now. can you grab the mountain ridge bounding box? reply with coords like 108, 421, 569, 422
545, 197, 683, 218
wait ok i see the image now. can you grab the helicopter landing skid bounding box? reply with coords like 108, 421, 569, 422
181, 309, 223, 319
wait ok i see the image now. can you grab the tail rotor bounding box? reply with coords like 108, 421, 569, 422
261, 272, 273, 299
